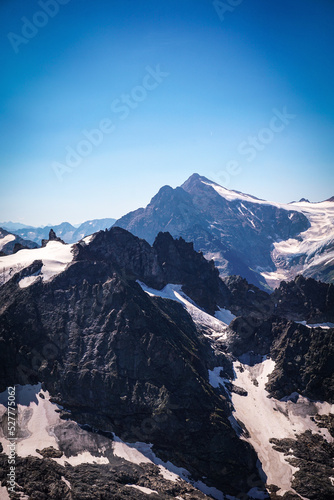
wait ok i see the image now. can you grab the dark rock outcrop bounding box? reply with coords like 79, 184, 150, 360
74, 227, 276, 318
74, 227, 232, 315
36, 446, 64, 458
13, 242, 30, 253
228, 315, 334, 402
41, 229, 65, 247
267, 320, 334, 402
0, 452, 211, 499
272, 275, 334, 322
222, 275, 273, 318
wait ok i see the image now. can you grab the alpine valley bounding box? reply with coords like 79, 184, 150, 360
0, 174, 333, 500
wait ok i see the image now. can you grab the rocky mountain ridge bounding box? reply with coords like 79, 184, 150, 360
0, 227, 333, 499
0, 228, 264, 497
114, 173, 334, 290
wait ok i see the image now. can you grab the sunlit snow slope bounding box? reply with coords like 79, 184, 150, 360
229, 357, 334, 497
0, 241, 74, 288
205, 180, 334, 288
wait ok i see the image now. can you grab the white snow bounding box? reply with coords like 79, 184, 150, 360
201, 179, 334, 289
137, 282, 232, 339
204, 179, 334, 213
295, 321, 334, 329
0, 385, 109, 467
0, 233, 16, 251
0, 384, 221, 498
55, 451, 109, 466
231, 357, 334, 496
203, 182, 279, 207
19, 275, 40, 288
215, 307, 236, 325
0, 241, 74, 288
266, 202, 334, 287
125, 484, 159, 495
158, 465, 180, 482
112, 437, 227, 499
248, 218, 256, 228
82, 234, 94, 244
208, 367, 229, 396
0, 485, 11, 499
259, 270, 289, 290
61, 477, 71, 489
112, 436, 151, 465
112, 438, 189, 482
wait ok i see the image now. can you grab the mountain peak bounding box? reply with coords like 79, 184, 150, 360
181, 173, 214, 189
150, 184, 191, 206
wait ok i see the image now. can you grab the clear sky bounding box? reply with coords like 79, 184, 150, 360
0, 0, 333, 226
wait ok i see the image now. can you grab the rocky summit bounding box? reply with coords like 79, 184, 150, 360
114, 173, 334, 290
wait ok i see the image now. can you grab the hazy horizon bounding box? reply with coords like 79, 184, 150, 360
1, 170, 334, 228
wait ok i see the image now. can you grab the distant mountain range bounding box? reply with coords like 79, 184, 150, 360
0, 218, 116, 245
0, 227, 38, 255
114, 173, 334, 290
0, 221, 33, 231
2, 174, 333, 290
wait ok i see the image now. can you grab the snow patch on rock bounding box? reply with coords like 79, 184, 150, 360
231, 357, 334, 496
137, 282, 232, 339
0, 385, 108, 466
126, 484, 159, 495
0, 234, 16, 251
295, 320, 334, 329
0, 241, 74, 288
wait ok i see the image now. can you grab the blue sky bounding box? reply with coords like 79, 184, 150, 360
0, 0, 333, 225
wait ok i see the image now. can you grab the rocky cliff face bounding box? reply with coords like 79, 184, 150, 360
228, 315, 334, 403
272, 275, 334, 322
0, 226, 333, 499
0, 228, 262, 497
74, 227, 232, 315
